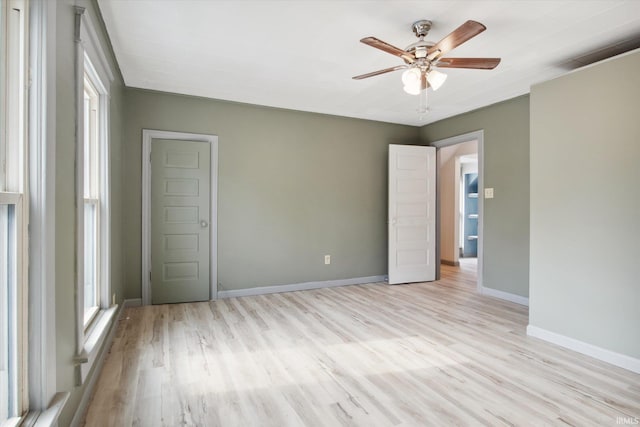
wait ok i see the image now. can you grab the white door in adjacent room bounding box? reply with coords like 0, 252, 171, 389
388, 145, 436, 284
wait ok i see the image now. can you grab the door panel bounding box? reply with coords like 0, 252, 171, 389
151, 139, 210, 304
388, 145, 436, 284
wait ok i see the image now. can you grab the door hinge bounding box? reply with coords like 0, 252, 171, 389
149, 270, 151, 282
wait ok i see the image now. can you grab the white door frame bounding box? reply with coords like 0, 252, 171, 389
431, 130, 484, 291
141, 129, 219, 305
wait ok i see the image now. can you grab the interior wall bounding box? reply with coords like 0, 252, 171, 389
461, 161, 478, 176
55, 1, 125, 425
529, 50, 640, 359
438, 140, 477, 264
122, 88, 420, 298
420, 95, 530, 298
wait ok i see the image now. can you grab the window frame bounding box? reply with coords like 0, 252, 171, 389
73, 6, 115, 386
1, 0, 29, 424
1, 0, 72, 423
0, 193, 26, 426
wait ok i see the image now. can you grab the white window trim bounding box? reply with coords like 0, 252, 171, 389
73, 6, 115, 386
24, 0, 71, 425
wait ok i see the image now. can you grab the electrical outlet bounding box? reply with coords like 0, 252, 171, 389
324, 255, 331, 265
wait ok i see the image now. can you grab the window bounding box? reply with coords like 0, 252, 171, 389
83, 73, 101, 327
79, 53, 109, 334
1, 0, 29, 423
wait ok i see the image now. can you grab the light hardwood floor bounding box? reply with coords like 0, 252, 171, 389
82, 264, 640, 426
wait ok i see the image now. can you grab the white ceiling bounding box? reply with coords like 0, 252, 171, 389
97, 0, 640, 126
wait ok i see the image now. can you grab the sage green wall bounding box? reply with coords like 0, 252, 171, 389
420, 96, 530, 297
530, 50, 640, 358
55, 1, 125, 425
122, 89, 419, 297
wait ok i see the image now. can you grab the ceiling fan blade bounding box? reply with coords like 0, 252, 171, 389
436, 57, 501, 69
360, 37, 415, 63
427, 20, 486, 60
352, 65, 408, 80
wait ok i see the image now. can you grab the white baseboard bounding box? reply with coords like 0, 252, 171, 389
123, 298, 142, 308
217, 275, 386, 299
70, 304, 124, 427
527, 325, 640, 374
480, 286, 529, 306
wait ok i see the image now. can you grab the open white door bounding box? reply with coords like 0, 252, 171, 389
388, 145, 436, 284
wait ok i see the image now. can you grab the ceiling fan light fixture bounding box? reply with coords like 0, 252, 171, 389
426, 69, 447, 91
401, 67, 421, 86
402, 68, 422, 95
403, 84, 421, 95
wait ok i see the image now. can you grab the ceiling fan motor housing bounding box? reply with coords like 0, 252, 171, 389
412, 20, 433, 38
406, 20, 435, 59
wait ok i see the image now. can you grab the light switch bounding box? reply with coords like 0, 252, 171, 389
484, 188, 494, 199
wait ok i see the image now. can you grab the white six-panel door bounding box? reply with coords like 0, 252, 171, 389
388, 145, 436, 284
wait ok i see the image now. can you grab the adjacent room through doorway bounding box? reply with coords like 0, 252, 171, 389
432, 131, 483, 289
459, 153, 478, 260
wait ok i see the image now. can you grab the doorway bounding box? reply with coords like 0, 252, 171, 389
432, 130, 484, 291
141, 130, 219, 305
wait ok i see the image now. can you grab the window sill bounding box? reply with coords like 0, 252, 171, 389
75, 305, 118, 384
18, 392, 70, 427
2, 416, 22, 427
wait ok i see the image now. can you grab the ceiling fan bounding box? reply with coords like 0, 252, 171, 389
353, 20, 501, 97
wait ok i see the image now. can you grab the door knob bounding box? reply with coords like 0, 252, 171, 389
200, 220, 208, 228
